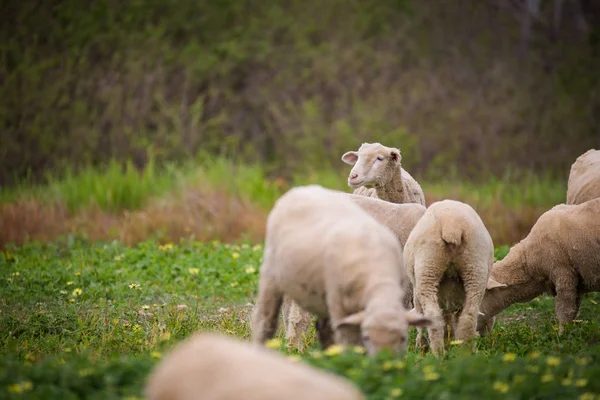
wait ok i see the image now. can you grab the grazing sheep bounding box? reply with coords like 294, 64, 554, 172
567, 149, 600, 205
282, 195, 426, 351
145, 332, 366, 400
252, 185, 431, 356
478, 198, 600, 336
341, 142, 426, 206
403, 199, 496, 356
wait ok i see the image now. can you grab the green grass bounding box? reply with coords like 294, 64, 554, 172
0, 239, 598, 399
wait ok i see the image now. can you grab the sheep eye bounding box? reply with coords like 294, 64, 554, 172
376, 156, 384, 161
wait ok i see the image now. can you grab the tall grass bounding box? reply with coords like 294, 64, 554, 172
0, 157, 569, 247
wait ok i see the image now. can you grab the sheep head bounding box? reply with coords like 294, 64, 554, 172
341, 143, 402, 190
334, 306, 430, 356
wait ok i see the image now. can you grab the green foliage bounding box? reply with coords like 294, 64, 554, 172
0, 240, 599, 399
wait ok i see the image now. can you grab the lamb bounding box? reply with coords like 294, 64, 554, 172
145, 332, 366, 400
566, 149, 600, 205
403, 199, 497, 357
282, 195, 426, 351
251, 184, 431, 356
341, 142, 426, 206
478, 198, 600, 336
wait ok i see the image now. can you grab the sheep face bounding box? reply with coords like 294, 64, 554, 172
342, 143, 401, 190
335, 308, 431, 356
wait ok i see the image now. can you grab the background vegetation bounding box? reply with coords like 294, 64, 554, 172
1, 0, 599, 186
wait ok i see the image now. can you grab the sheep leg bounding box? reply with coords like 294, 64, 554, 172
415, 262, 446, 357
315, 317, 335, 350
554, 275, 579, 335
281, 297, 312, 351
456, 269, 487, 351
251, 278, 284, 345
413, 296, 428, 351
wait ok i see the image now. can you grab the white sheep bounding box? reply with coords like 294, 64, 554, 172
145, 332, 366, 400
341, 142, 426, 206
282, 195, 426, 351
252, 184, 431, 356
478, 198, 600, 336
567, 149, 600, 205
403, 199, 496, 356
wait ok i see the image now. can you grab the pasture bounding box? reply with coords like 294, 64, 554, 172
1, 238, 598, 399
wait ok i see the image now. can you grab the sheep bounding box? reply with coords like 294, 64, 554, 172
341, 142, 426, 206
145, 332, 366, 400
251, 184, 431, 356
566, 149, 600, 205
281, 195, 426, 351
402, 199, 496, 356
478, 198, 600, 336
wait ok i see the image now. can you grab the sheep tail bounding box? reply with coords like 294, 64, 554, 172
440, 218, 463, 249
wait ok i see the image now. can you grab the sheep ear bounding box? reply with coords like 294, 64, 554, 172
406, 309, 432, 328
390, 149, 401, 162
334, 311, 365, 329
342, 151, 359, 165
487, 277, 507, 290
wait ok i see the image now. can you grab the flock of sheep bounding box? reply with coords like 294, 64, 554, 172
145, 144, 600, 400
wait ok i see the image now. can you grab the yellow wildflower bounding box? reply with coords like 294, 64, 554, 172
528, 351, 541, 359
493, 381, 509, 393
394, 360, 406, 369
188, 268, 200, 275
230, 282, 239, 287
579, 393, 596, 400
541, 374, 554, 383
241, 244, 250, 250
390, 388, 403, 397
562, 378, 572, 386
160, 332, 172, 342
503, 353, 517, 362
352, 346, 365, 354
424, 372, 440, 381
142, 305, 150, 310
576, 357, 590, 366
132, 324, 141, 333
66, 281, 73, 286
245, 266, 256, 274
128, 283, 140, 289
383, 361, 394, 371
151, 351, 161, 359
69, 298, 75, 303
8, 381, 33, 393
423, 365, 436, 374
212, 240, 219, 247
450, 339, 464, 345
575, 379, 588, 387
590, 299, 597, 305
265, 338, 281, 349
60, 290, 67, 295
253, 244, 262, 251
158, 243, 174, 251
72, 288, 83, 296
546, 356, 561, 367
232, 252, 240, 260
74, 272, 81, 276
12, 271, 20, 276
324, 344, 344, 356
